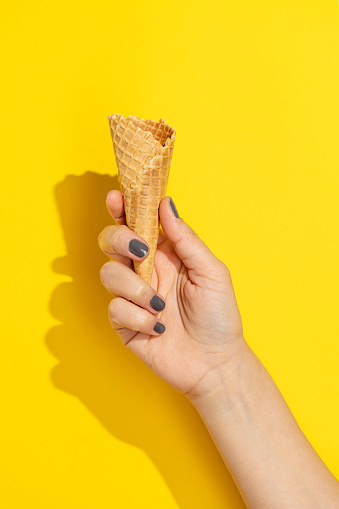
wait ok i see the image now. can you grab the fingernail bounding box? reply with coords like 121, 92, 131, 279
107, 190, 112, 197
150, 295, 166, 312
154, 322, 166, 334
129, 239, 149, 257
170, 197, 180, 218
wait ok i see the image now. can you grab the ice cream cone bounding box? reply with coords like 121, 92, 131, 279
108, 113, 176, 286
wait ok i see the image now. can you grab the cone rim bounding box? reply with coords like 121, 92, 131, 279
108, 112, 176, 148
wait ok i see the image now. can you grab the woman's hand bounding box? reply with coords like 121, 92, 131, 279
98, 191, 246, 400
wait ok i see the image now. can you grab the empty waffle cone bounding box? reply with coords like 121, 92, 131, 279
108, 113, 176, 286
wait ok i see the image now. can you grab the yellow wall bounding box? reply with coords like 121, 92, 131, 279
1, 1, 338, 507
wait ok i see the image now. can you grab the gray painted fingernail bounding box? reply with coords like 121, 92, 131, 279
154, 322, 166, 334
129, 239, 148, 257
170, 197, 179, 218
150, 295, 166, 311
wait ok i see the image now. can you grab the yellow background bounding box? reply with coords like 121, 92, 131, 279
1, 1, 338, 507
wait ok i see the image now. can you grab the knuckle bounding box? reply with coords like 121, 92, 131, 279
108, 297, 124, 320
100, 261, 110, 283
113, 224, 130, 244
109, 260, 121, 272
100, 260, 115, 283
99, 225, 125, 254
98, 231, 103, 245
130, 282, 147, 302
137, 310, 149, 329
98, 226, 112, 246
184, 224, 198, 240
172, 225, 198, 251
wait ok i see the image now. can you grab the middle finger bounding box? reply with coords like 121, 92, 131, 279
100, 261, 166, 315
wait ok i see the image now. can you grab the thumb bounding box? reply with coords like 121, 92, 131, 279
159, 197, 221, 278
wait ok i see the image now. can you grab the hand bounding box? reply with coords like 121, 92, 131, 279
98, 191, 247, 400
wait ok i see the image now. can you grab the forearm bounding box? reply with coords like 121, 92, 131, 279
189, 342, 339, 509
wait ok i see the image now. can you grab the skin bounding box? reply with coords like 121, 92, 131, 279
99, 191, 339, 509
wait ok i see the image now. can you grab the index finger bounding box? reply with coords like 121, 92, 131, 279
106, 190, 126, 225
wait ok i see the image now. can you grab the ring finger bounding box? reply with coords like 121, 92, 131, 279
109, 297, 166, 336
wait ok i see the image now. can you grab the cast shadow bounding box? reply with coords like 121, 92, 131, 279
45, 171, 246, 509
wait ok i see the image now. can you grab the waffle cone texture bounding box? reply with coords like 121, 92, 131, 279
108, 113, 176, 285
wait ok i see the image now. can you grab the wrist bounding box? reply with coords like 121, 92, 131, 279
186, 339, 260, 416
